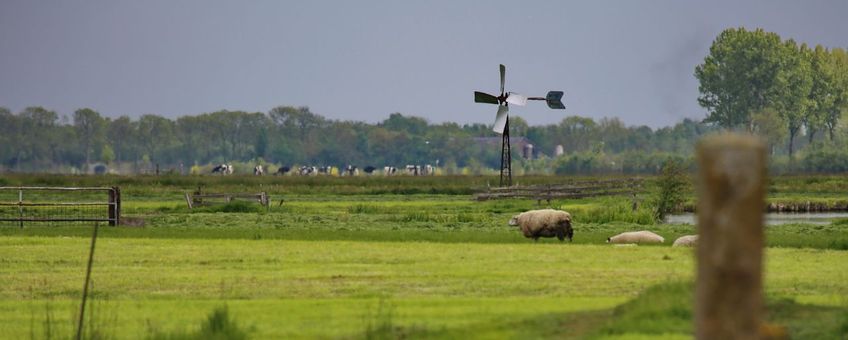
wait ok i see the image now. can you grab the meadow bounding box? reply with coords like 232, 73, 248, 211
0, 174, 847, 339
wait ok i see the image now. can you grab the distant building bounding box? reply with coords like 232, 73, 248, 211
522, 144, 534, 160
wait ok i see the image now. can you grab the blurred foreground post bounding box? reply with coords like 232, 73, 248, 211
695, 134, 766, 339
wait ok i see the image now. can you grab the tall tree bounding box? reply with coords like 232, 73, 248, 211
381, 113, 429, 135
107, 116, 137, 163
824, 48, 848, 140
773, 40, 813, 159
804, 45, 834, 143
73, 108, 106, 169
137, 114, 176, 164
20, 107, 61, 167
751, 109, 787, 155
0, 107, 17, 168
695, 28, 784, 131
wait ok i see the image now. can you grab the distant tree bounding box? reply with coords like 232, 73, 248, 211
824, 48, 848, 140
100, 144, 115, 164
107, 116, 137, 163
269, 106, 325, 139
773, 40, 813, 159
507, 115, 529, 137
0, 107, 17, 167
598, 117, 628, 153
652, 158, 687, 221
695, 28, 784, 131
558, 116, 598, 153
804, 45, 834, 143
381, 113, 429, 135
20, 106, 61, 166
137, 114, 175, 164
73, 108, 106, 169
751, 109, 787, 155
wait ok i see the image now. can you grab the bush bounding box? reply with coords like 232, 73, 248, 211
799, 141, 848, 173
651, 158, 688, 221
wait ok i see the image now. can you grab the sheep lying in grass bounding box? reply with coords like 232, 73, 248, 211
672, 235, 698, 247
508, 209, 573, 242
607, 231, 664, 244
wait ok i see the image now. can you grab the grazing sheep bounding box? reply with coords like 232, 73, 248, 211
606, 231, 664, 244
672, 235, 698, 247
508, 209, 573, 242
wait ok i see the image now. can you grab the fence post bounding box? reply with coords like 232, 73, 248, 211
695, 134, 766, 339
184, 193, 194, 210
108, 187, 121, 226
18, 188, 23, 229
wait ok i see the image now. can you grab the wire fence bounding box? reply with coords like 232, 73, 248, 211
0, 187, 120, 227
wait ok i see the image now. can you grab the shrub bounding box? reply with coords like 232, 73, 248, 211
652, 158, 688, 221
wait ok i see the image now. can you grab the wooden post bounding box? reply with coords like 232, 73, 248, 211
184, 193, 194, 210
695, 134, 766, 340
18, 189, 23, 229
108, 187, 121, 226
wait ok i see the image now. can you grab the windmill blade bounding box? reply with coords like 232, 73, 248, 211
474, 91, 499, 104
505, 92, 527, 106
492, 105, 509, 134
546, 91, 566, 109
499, 64, 506, 96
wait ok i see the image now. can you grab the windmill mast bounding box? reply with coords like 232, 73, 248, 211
500, 118, 512, 187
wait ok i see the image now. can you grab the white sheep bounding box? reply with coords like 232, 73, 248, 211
508, 209, 573, 242
606, 231, 664, 244
672, 235, 698, 247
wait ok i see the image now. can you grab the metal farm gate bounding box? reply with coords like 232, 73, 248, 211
0, 187, 121, 227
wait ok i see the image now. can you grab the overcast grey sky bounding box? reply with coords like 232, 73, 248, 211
1, 1, 846, 128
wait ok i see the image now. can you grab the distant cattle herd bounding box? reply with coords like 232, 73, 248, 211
210, 163, 436, 176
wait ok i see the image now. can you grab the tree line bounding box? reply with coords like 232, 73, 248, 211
0, 105, 722, 174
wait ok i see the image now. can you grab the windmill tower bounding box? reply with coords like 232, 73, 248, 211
474, 64, 565, 186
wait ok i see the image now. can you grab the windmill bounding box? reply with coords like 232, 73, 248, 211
474, 64, 565, 186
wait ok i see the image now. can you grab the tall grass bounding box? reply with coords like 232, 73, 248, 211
562, 199, 656, 225
147, 306, 250, 340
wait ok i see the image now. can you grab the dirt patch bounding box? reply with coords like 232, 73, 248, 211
119, 216, 146, 227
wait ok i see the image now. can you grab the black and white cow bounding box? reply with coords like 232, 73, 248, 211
383, 166, 398, 176
253, 165, 264, 176
276, 166, 291, 175
299, 166, 317, 176
212, 164, 233, 175
405, 165, 419, 176
343, 165, 358, 176
363, 166, 376, 174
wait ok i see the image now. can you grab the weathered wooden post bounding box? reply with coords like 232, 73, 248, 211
695, 134, 766, 339
108, 187, 121, 226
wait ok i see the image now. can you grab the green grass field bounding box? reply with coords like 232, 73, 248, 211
0, 174, 847, 339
